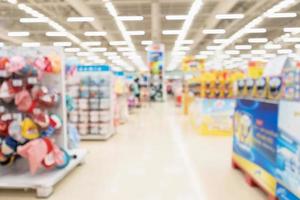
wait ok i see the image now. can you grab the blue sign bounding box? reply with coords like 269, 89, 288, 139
77, 65, 110, 72
233, 99, 279, 175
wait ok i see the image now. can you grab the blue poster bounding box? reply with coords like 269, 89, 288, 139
277, 184, 300, 200
275, 101, 300, 199
233, 99, 279, 175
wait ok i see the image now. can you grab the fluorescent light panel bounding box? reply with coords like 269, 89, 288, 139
141, 40, 153, 45
225, 50, 240, 55
8, 31, 30, 37
278, 49, 293, 54
84, 31, 107, 36
264, 43, 281, 49
53, 42, 72, 47
67, 17, 95, 22
19, 17, 48, 23
64, 48, 80, 52
90, 47, 107, 52
46, 32, 68, 37
248, 38, 268, 43
283, 37, 300, 43
81, 41, 101, 46
165, 15, 187, 20
251, 50, 266, 54
213, 39, 228, 44
199, 51, 214, 55
203, 29, 225, 34
266, 12, 297, 18
216, 14, 244, 19
244, 28, 267, 33
22, 42, 40, 47
118, 16, 144, 21
235, 45, 252, 50
206, 45, 221, 50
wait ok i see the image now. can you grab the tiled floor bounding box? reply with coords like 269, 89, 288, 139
0, 102, 266, 200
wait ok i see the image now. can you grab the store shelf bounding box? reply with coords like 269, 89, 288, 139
80, 133, 115, 141
0, 149, 87, 198
236, 97, 279, 104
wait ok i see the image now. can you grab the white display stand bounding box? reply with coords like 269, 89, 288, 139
0, 47, 86, 198
67, 65, 116, 141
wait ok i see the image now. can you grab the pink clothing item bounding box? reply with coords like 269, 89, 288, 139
17, 138, 64, 175
7, 56, 26, 73
15, 90, 33, 112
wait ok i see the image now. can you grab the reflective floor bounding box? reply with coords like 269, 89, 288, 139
0, 102, 266, 200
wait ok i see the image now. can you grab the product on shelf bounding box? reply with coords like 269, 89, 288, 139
0, 47, 72, 174
66, 65, 115, 140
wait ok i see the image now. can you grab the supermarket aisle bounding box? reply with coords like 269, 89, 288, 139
0, 102, 266, 200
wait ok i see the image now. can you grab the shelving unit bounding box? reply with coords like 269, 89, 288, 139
0, 47, 87, 198
66, 65, 116, 141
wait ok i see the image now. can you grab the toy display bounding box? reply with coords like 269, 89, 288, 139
147, 44, 165, 102
66, 65, 115, 140
0, 48, 71, 173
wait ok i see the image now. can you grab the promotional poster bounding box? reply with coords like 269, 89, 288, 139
147, 44, 164, 101
233, 99, 279, 195
275, 101, 300, 199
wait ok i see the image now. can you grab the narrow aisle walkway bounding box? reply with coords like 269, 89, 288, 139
0, 102, 266, 200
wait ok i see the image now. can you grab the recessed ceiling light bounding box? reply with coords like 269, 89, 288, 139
264, 43, 281, 49
67, 17, 95, 22
251, 50, 266, 55
84, 31, 107, 36
104, 52, 118, 56
77, 52, 91, 56
118, 16, 144, 21
64, 48, 80, 53
213, 39, 228, 44
266, 12, 297, 18
162, 30, 182, 35
203, 29, 225, 34
19, 17, 48, 23
283, 37, 300, 43
46, 32, 68, 37
278, 49, 293, 54
141, 40, 153, 45
22, 42, 40, 47
235, 45, 252, 50
117, 47, 134, 52
165, 15, 187, 20
199, 51, 214, 55
248, 38, 268, 43
215, 14, 244, 19
174, 46, 191, 51
244, 28, 267, 33
283, 27, 300, 35
90, 47, 107, 52
8, 31, 30, 37
109, 41, 128, 46
53, 42, 72, 47
206, 45, 221, 50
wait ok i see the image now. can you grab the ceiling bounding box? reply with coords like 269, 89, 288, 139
0, 0, 300, 71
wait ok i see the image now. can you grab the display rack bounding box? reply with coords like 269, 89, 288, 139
0, 47, 87, 198
66, 65, 116, 141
